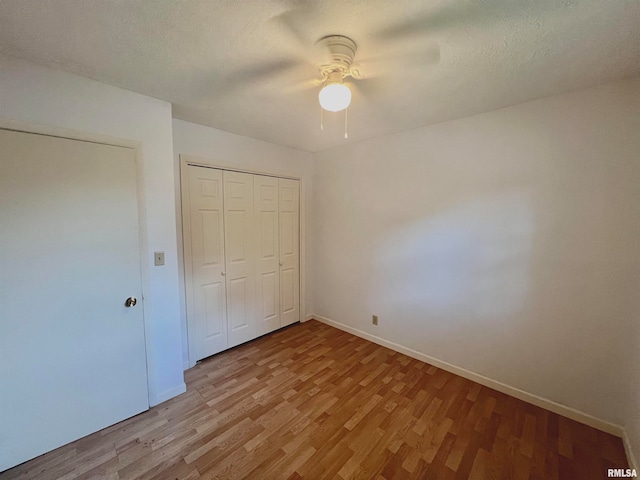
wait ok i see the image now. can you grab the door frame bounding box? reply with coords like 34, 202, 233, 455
0, 118, 151, 404
179, 154, 306, 369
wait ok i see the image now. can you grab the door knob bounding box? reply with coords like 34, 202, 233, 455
221, 272, 226, 276
124, 297, 137, 308
279, 262, 283, 267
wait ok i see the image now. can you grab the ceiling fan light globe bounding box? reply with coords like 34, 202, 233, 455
319, 83, 351, 112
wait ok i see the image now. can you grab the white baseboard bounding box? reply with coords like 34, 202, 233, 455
312, 314, 624, 437
149, 382, 187, 407
302, 314, 314, 323
183, 360, 191, 371
623, 431, 638, 471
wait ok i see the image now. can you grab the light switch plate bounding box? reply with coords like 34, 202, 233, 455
154, 251, 165, 266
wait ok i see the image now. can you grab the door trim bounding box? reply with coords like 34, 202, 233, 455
179, 154, 306, 369
0, 117, 151, 405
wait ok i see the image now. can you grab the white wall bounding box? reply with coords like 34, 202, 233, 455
0, 54, 185, 406
172, 119, 314, 368
312, 77, 640, 442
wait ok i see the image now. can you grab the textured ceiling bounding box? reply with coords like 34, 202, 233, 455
0, 0, 639, 152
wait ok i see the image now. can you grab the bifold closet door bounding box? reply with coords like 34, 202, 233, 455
187, 166, 228, 360
279, 178, 300, 326
185, 165, 300, 362
224, 171, 257, 348
254, 175, 281, 335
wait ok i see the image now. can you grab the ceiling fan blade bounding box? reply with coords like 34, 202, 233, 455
269, 0, 316, 54
356, 42, 441, 78
232, 59, 300, 85
345, 77, 389, 101
206, 58, 301, 100
377, 4, 468, 40
409, 43, 441, 66
285, 77, 324, 94
377, 0, 555, 41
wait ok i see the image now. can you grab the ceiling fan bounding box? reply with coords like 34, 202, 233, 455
262, 0, 563, 106
314, 35, 361, 113
210, 30, 439, 105
276, 32, 439, 138
210, 1, 512, 137
213, 0, 564, 117
302, 31, 442, 111
207, 0, 463, 114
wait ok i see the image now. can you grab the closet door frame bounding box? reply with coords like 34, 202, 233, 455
180, 154, 306, 369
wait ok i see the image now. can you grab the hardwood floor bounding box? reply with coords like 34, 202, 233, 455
1, 320, 628, 479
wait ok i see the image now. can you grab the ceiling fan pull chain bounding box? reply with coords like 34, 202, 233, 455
344, 107, 348, 139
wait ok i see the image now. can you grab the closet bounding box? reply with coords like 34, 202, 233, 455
184, 164, 300, 362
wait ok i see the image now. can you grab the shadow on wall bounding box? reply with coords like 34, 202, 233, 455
373, 189, 535, 321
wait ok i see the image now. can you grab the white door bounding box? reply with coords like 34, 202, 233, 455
279, 178, 300, 327
254, 175, 280, 336
223, 171, 257, 347
186, 166, 227, 360
0, 130, 148, 472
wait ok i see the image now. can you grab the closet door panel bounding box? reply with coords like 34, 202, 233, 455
228, 277, 248, 330
224, 171, 256, 347
188, 166, 227, 360
279, 178, 300, 327
281, 267, 295, 316
254, 176, 280, 335
202, 282, 225, 338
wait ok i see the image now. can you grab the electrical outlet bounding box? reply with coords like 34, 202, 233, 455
372, 315, 378, 326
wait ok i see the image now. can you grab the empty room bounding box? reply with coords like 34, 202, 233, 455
1, 0, 639, 479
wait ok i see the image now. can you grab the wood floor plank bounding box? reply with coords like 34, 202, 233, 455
0, 320, 629, 479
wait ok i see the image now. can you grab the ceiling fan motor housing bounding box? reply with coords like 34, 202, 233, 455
317, 35, 358, 78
